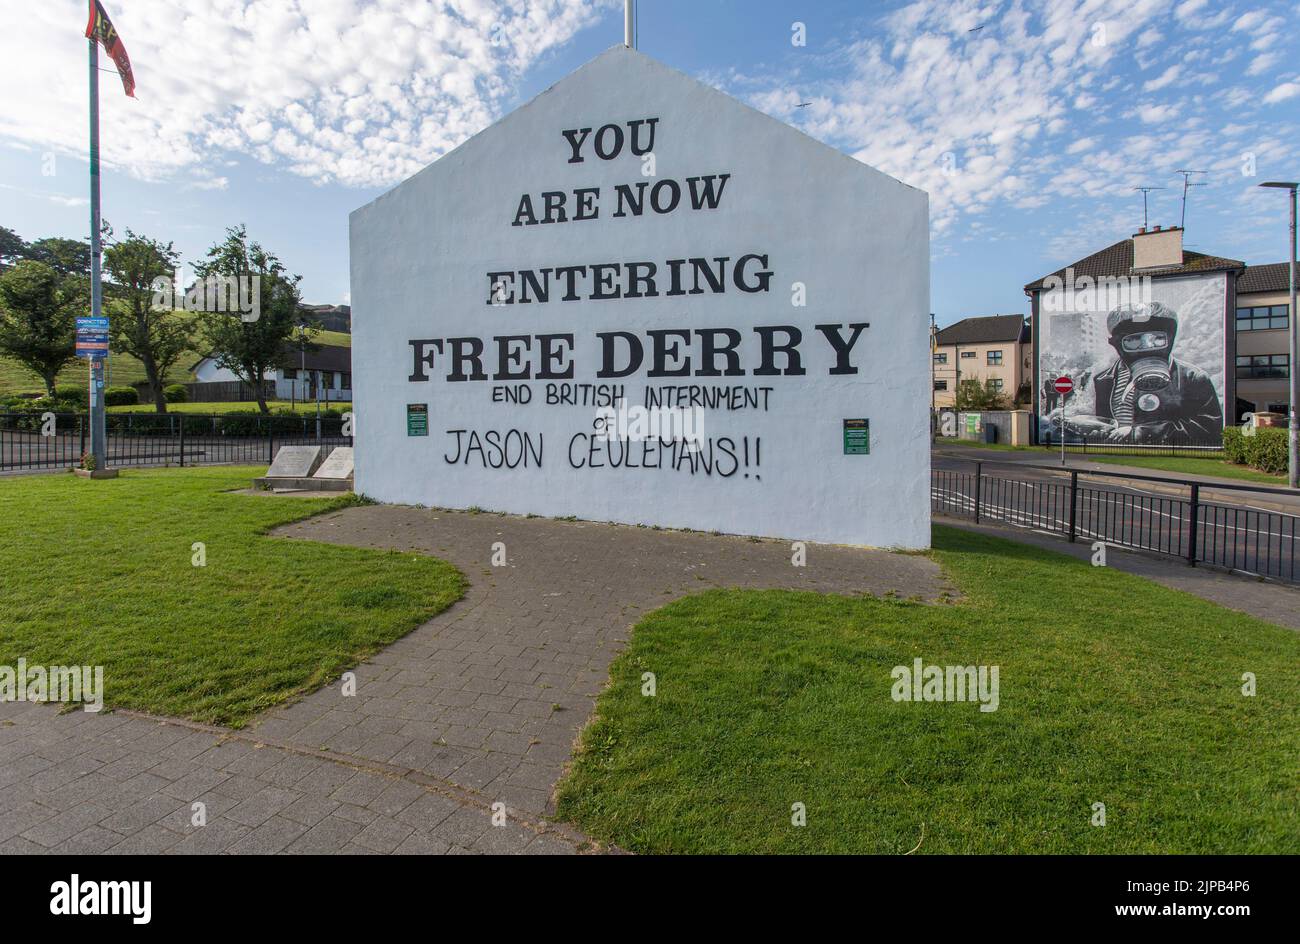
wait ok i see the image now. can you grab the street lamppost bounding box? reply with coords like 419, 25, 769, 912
929, 312, 937, 423
298, 324, 308, 411
1259, 181, 1298, 489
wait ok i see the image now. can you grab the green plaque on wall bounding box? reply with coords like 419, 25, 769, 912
843, 418, 869, 455
407, 403, 428, 436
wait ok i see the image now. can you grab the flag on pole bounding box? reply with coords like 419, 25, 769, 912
85, 1, 135, 97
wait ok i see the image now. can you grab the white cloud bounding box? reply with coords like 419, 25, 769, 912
1263, 81, 1300, 104
1136, 29, 1163, 49
1247, 53, 1282, 76
0, 183, 89, 208
1133, 102, 1181, 123
1143, 64, 1181, 91
732, 0, 1300, 242
743, 0, 1182, 233
0, 0, 612, 189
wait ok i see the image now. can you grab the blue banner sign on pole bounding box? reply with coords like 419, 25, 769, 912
77, 316, 110, 358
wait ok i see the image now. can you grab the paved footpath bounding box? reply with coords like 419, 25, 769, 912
0, 506, 948, 855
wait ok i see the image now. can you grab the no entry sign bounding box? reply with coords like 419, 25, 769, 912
1053, 376, 1074, 395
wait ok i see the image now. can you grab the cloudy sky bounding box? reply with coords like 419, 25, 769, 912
2, 0, 1298, 324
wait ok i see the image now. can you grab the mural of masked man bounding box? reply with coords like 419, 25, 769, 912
1059, 301, 1222, 444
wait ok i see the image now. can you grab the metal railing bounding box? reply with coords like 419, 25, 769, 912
0, 412, 351, 472
932, 459, 1300, 584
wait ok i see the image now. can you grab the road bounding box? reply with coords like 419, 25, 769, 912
932, 447, 1300, 583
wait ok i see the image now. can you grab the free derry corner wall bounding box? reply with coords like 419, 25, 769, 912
349, 46, 931, 549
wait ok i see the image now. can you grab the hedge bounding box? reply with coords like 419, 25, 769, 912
164, 384, 189, 403
1222, 426, 1288, 474
104, 386, 139, 406
1, 403, 344, 438
52, 387, 88, 407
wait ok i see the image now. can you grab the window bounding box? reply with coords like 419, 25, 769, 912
987, 350, 1003, 365
1236, 354, 1289, 379
1236, 305, 1289, 331
341, 372, 352, 390
934, 380, 948, 391
283, 368, 297, 380
933, 352, 947, 364
321, 370, 335, 388
960, 350, 976, 359
990, 378, 1004, 391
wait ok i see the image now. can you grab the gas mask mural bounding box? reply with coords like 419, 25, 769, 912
1038, 278, 1226, 447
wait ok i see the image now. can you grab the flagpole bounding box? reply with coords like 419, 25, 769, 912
88, 32, 106, 468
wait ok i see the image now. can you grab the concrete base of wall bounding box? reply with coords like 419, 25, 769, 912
252, 476, 352, 492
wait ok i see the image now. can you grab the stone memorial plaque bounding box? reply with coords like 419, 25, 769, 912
266, 445, 322, 479
314, 447, 354, 479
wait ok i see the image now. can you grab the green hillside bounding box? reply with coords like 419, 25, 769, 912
0, 317, 350, 397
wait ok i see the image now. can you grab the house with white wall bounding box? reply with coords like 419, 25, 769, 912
191, 342, 353, 402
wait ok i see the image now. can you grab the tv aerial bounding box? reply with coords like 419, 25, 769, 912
1132, 186, 1166, 229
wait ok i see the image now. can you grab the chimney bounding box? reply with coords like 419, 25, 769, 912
1132, 225, 1183, 269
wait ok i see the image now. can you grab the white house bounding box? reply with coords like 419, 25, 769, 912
191, 342, 353, 402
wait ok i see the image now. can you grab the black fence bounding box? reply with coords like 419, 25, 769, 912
1040, 439, 1225, 458
932, 460, 1299, 584
0, 412, 351, 472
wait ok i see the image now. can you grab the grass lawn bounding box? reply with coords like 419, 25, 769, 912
555, 526, 1300, 854
107, 400, 353, 415
0, 466, 460, 726
1082, 454, 1286, 485
0, 350, 190, 398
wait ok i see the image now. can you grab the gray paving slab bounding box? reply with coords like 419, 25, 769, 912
251, 504, 948, 817
1, 504, 945, 855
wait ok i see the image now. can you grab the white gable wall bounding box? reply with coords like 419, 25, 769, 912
350, 46, 930, 548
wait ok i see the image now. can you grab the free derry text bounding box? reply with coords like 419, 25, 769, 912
407, 116, 874, 390
407, 255, 871, 384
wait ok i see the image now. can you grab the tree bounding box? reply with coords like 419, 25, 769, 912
104, 230, 194, 413
0, 261, 84, 397
195, 225, 304, 414
0, 226, 26, 268
25, 237, 91, 276
955, 378, 1007, 411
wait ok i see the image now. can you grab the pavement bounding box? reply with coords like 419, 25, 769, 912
0, 505, 949, 856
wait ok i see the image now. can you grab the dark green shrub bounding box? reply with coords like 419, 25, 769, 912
105, 386, 139, 406
1223, 425, 1287, 474
1222, 426, 1246, 464
52, 386, 88, 407
181, 414, 213, 436
1245, 428, 1288, 474
164, 384, 189, 403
